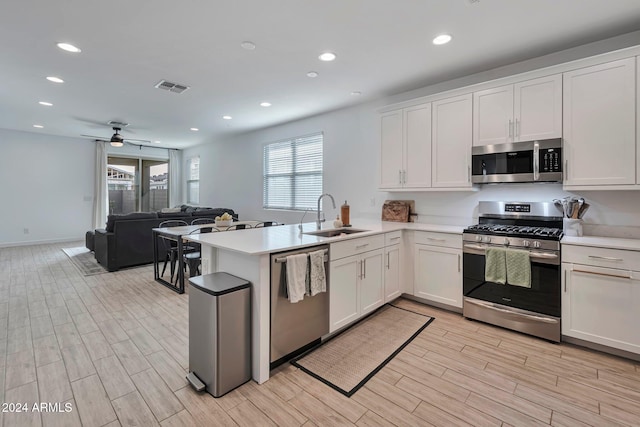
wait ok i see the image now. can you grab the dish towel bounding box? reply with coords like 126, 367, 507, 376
485, 247, 507, 284
286, 254, 308, 303
506, 249, 531, 288
309, 250, 326, 296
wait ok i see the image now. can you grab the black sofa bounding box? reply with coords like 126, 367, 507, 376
92, 207, 236, 272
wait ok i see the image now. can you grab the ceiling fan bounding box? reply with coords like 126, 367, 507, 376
81, 126, 151, 147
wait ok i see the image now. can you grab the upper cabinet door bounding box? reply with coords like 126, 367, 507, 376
432, 94, 472, 188
563, 58, 636, 186
473, 84, 514, 146
380, 110, 403, 189
514, 74, 562, 141
403, 103, 432, 188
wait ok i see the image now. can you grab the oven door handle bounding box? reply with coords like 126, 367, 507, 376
463, 243, 486, 252
529, 251, 558, 261
463, 244, 559, 261
464, 299, 558, 324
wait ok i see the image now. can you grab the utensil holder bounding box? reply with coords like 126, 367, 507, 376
563, 218, 583, 237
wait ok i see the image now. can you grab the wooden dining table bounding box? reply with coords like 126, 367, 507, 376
152, 221, 260, 293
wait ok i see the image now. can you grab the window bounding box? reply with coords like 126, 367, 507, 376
107, 157, 169, 214
263, 132, 323, 210
187, 156, 200, 204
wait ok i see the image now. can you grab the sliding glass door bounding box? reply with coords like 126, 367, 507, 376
107, 157, 169, 214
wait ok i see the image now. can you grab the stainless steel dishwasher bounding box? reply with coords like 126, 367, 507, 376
270, 245, 329, 367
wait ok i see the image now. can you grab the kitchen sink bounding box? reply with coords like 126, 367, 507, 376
303, 228, 369, 238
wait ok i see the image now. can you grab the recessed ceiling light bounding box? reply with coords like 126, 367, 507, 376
154, 140, 161, 144
307, 71, 319, 78
33, 124, 44, 128
319, 52, 336, 61
260, 102, 271, 107
190, 127, 199, 131
56, 42, 81, 53
240, 41, 256, 50
433, 34, 452, 45
222, 115, 232, 120
39, 101, 53, 106
46, 76, 64, 83
351, 91, 362, 96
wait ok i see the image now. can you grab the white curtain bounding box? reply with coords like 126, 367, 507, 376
92, 141, 108, 229
169, 149, 181, 207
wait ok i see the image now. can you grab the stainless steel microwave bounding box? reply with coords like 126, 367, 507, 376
471, 138, 562, 184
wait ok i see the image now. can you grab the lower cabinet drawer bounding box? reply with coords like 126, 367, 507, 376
562, 244, 640, 271
385, 231, 402, 246
330, 234, 385, 260
414, 231, 461, 249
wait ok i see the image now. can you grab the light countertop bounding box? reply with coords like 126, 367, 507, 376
561, 235, 640, 251
185, 218, 464, 255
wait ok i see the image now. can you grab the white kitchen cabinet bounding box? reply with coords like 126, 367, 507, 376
380, 110, 403, 189
330, 237, 385, 332
359, 249, 384, 316
380, 103, 431, 189
432, 94, 473, 188
413, 232, 462, 309
562, 244, 640, 354
473, 74, 562, 146
329, 255, 360, 332
384, 232, 402, 302
563, 58, 636, 187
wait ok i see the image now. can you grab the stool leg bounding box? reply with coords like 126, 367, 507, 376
161, 252, 170, 277
169, 251, 178, 281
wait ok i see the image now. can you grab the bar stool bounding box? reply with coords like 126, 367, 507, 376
158, 220, 190, 280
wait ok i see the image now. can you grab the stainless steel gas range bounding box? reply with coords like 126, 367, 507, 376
462, 201, 563, 342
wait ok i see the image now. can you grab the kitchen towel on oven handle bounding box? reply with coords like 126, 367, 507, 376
506, 249, 531, 288
485, 247, 507, 284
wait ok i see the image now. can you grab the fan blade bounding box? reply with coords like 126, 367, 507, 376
75, 117, 112, 127
81, 134, 108, 140
123, 137, 152, 143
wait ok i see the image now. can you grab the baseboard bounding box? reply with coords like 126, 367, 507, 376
0, 237, 84, 249
400, 293, 463, 314
561, 336, 640, 363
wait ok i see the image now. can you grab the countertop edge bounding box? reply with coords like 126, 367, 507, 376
561, 235, 640, 252
186, 221, 466, 255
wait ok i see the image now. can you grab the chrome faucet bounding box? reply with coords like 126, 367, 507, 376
316, 193, 336, 229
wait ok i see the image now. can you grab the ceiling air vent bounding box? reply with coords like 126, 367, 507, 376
155, 79, 190, 94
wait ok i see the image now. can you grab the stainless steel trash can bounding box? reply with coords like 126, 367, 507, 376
187, 272, 251, 397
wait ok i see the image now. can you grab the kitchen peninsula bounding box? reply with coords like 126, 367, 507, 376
185, 219, 463, 383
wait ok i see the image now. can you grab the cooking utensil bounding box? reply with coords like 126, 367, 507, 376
578, 202, 590, 218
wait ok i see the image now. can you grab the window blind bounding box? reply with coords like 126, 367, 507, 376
263, 132, 323, 210
187, 156, 200, 204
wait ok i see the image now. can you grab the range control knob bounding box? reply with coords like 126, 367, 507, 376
483, 236, 491, 243
522, 240, 531, 247
503, 238, 510, 246
533, 241, 541, 249
475, 235, 482, 242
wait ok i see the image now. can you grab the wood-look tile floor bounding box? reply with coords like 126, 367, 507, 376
1, 242, 639, 426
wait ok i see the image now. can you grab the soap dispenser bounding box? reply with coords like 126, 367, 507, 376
341, 200, 351, 227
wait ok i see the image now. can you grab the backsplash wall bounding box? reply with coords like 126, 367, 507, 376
376, 185, 640, 238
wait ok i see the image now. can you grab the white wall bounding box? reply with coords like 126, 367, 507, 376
183, 31, 640, 234
0, 129, 95, 246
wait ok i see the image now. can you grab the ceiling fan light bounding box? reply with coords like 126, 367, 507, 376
110, 141, 124, 147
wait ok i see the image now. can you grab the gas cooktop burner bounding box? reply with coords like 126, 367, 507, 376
464, 224, 563, 239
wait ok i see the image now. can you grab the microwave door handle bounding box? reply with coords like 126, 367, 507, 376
533, 142, 540, 181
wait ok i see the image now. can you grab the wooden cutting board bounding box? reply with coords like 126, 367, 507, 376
381, 200, 415, 222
